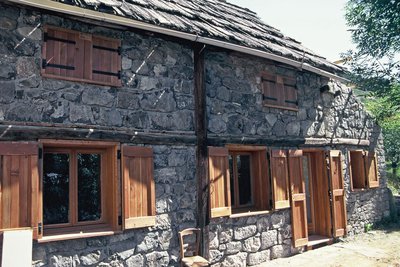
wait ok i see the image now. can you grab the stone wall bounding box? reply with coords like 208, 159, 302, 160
205, 51, 390, 265
0, 3, 194, 133
0, 3, 198, 267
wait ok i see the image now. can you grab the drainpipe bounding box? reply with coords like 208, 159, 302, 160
6, 0, 349, 83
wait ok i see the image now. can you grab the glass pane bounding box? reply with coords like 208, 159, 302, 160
229, 155, 235, 206
237, 155, 252, 206
43, 153, 70, 225
78, 153, 102, 222
302, 156, 312, 224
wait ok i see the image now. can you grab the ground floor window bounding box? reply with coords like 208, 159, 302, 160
43, 148, 103, 226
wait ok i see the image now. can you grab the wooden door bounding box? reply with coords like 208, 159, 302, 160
288, 150, 308, 247
0, 142, 41, 239
327, 150, 347, 237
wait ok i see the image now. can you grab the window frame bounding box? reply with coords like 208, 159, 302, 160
43, 147, 107, 231
226, 145, 271, 214
349, 150, 379, 191
229, 151, 254, 211
39, 140, 120, 240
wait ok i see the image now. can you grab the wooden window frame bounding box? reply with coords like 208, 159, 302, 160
261, 71, 298, 112
41, 25, 122, 87
349, 150, 379, 191
229, 151, 254, 211
226, 145, 271, 214
39, 140, 120, 240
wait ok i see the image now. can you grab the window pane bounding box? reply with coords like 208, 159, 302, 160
237, 155, 252, 206
78, 153, 102, 222
43, 153, 70, 225
229, 155, 235, 206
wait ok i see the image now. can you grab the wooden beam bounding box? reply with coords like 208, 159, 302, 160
0, 124, 196, 145
194, 43, 208, 258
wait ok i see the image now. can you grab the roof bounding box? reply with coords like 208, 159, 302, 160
16, 0, 344, 74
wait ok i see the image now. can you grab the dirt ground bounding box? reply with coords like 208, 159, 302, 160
258, 227, 400, 267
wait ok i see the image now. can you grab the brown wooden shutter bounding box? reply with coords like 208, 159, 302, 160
122, 146, 155, 229
349, 150, 367, 190
42, 26, 121, 87
208, 147, 231, 218
92, 36, 122, 87
252, 150, 270, 211
283, 76, 298, 110
262, 73, 279, 107
0, 142, 41, 239
262, 72, 298, 111
365, 151, 379, 188
327, 150, 347, 237
42, 27, 80, 80
288, 150, 308, 247
271, 150, 290, 209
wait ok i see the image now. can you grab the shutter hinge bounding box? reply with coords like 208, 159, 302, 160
117, 150, 121, 160
118, 215, 122, 226
38, 148, 43, 159
118, 47, 122, 55
38, 222, 42, 235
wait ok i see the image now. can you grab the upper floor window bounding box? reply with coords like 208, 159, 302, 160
41, 26, 122, 87
261, 72, 298, 111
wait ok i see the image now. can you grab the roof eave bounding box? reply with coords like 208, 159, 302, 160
6, 0, 348, 83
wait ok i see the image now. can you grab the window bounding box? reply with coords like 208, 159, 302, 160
208, 145, 270, 217
41, 26, 121, 87
41, 141, 119, 238
0, 141, 156, 241
261, 71, 298, 111
229, 152, 253, 209
349, 150, 379, 190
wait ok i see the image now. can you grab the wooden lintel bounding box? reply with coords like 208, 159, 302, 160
0, 124, 196, 146
208, 135, 370, 147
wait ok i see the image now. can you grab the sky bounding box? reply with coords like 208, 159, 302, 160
228, 0, 355, 62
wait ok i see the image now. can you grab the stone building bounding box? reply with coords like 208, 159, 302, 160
0, 0, 390, 266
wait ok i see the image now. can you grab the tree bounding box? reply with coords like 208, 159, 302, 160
346, 0, 400, 59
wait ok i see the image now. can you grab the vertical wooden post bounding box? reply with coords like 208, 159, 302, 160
194, 43, 209, 257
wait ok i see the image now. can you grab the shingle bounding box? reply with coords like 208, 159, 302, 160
49, 0, 342, 73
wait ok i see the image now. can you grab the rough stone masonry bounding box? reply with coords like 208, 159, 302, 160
0, 2, 391, 267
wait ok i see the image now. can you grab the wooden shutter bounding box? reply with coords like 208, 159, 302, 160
92, 36, 122, 87
262, 72, 298, 111
122, 146, 155, 229
288, 150, 308, 247
42, 27, 83, 80
283, 76, 298, 110
262, 72, 281, 107
365, 151, 379, 188
252, 150, 270, 211
349, 150, 367, 190
208, 147, 231, 218
271, 150, 290, 209
42, 26, 121, 87
0, 142, 41, 239
327, 150, 347, 237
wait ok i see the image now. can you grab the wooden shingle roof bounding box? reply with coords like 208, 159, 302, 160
51, 0, 342, 73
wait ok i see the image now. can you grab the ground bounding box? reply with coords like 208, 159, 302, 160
258, 227, 400, 267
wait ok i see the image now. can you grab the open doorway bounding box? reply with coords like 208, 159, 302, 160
302, 151, 332, 243
290, 149, 347, 248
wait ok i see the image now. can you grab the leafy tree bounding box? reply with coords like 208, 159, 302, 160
346, 0, 400, 59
